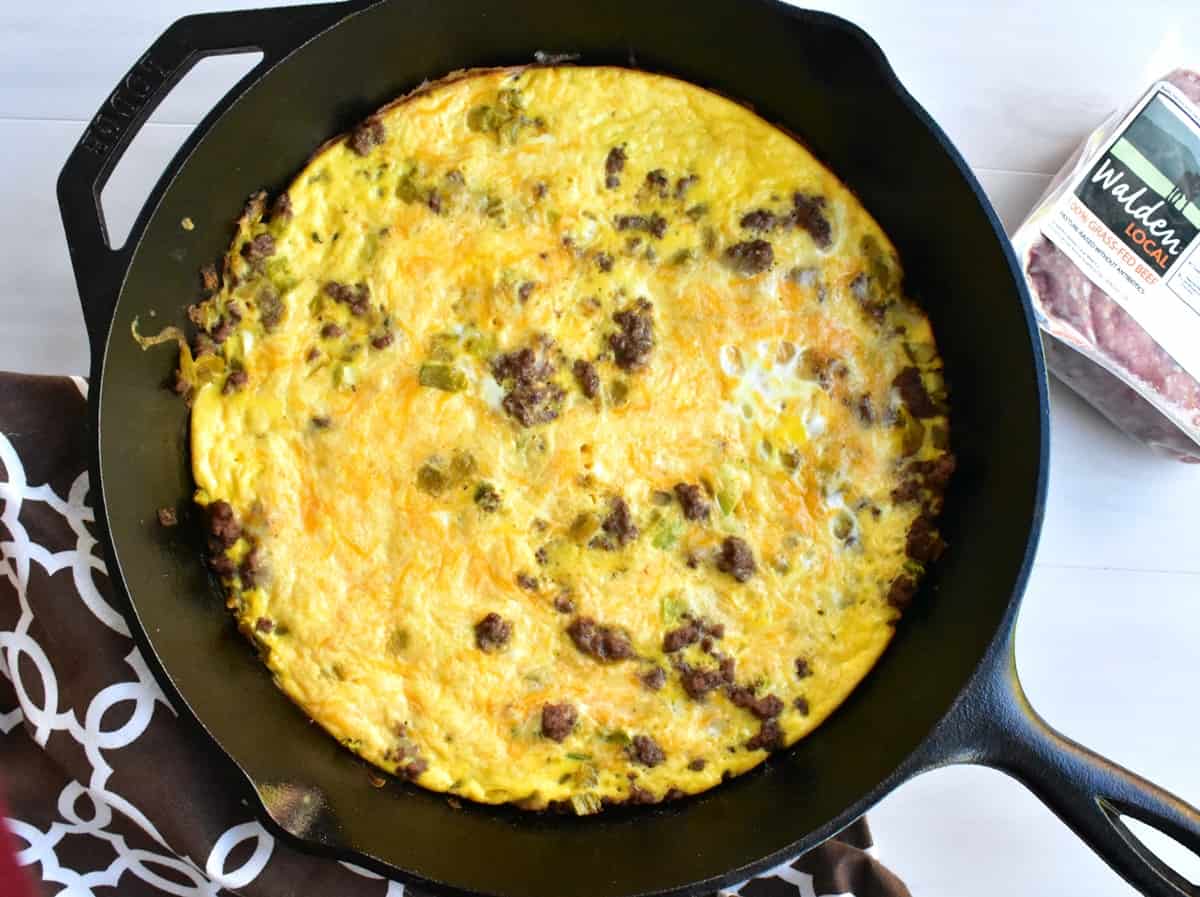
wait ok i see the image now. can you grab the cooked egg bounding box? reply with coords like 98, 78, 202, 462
182, 65, 952, 812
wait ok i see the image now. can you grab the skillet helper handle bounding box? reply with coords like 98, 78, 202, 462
922, 647, 1200, 897
1011, 710, 1200, 897
56, 1, 352, 351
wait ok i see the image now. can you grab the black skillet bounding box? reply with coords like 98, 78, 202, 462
56, 1, 1200, 894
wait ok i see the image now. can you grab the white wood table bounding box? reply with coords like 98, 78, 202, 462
3, 2, 1198, 894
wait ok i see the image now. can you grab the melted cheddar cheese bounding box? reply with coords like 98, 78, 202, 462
184, 66, 951, 812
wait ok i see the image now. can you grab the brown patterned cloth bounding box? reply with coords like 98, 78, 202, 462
0, 371, 912, 897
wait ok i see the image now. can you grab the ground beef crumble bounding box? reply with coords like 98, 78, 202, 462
716, 536, 756, 582
609, 299, 654, 371
240, 233, 275, 263
789, 192, 832, 248
492, 345, 565, 427
727, 686, 784, 720
739, 209, 777, 232
663, 621, 700, 653
207, 501, 240, 548
629, 734, 665, 767
541, 702, 578, 742
573, 359, 600, 398
673, 482, 711, 521
348, 118, 385, 156
723, 239, 773, 275
604, 145, 626, 188
894, 366, 938, 418
324, 281, 370, 316
474, 612, 512, 652
906, 515, 945, 563
590, 496, 638, 550
640, 666, 667, 690
745, 718, 784, 751
676, 660, 732, 700
567, 616, 634, 662
887, 575, 918, 610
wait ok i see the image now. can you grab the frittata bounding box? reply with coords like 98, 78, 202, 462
176, 66, 954, 812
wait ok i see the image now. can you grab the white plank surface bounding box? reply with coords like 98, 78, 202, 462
2, 2, 1199, 896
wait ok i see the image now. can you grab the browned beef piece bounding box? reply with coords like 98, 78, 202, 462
739, 209, 778, 232
673, 482, 711, 521
722, 240, 773, 275
629, 734, 665, 767
716, 536, 756, 582
745, 718, 783, 751
541, 702, 578, 742
573, 359, 600, 398
663, 621, 700, 653
567, 616, 634, 662
474, 612, 512, 652
789, 192, 832, 248
348, 118, 385, 156
609, 299, 654, 371
604, 145, 626, 188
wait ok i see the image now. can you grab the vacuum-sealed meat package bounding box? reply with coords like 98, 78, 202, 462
1012, 69, 1200, 461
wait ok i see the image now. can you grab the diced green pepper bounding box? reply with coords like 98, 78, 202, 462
661, 593, 687, 623
396, 175, 421, 203
387, 627, 410, 654
419, 363, 467, 392
570, 793, 602, 815
417, 458, 450, 495
451, 449, 477, 480
652, 515, 684, 550
462, 328, 498, 360
467, 105, 494, 132
569, 512, 599, 543
600, 729, 631, 746
716, 465, 745, 515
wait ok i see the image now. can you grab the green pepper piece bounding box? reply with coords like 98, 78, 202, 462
652, 516, 684, 550
417, 458, 450, 495
419, 363, 467, 392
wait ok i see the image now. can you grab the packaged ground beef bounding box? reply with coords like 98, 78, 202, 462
1013, 69, 1200, 462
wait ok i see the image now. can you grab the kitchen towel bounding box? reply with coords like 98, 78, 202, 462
0, 371, 911, 897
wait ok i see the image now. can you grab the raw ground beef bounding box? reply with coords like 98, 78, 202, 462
1020, 69, 1200, 462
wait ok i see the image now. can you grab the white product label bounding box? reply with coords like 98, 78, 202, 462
1042, 81, 1200, 378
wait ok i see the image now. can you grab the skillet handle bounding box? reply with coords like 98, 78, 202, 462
56, 1, 357, 354
916, 642, 1200, 896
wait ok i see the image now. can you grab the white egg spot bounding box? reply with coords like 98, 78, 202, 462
481, 375, 505, 411
719, 345, 743, 376
804, 409, 826, 438
793, 267, 818, 288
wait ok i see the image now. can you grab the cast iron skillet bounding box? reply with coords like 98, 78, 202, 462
56, 1, 1200, 895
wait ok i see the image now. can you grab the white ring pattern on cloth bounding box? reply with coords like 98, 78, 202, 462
0, 372, 907, 897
